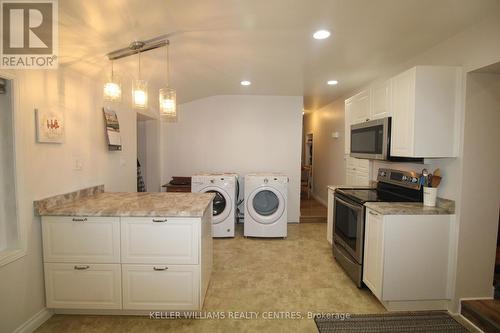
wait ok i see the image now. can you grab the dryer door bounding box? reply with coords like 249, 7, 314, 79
201, 186, 232, 224
247, 186, 285, 224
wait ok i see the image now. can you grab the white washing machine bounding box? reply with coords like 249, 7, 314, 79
192, 173, 238, 237
244, 173, 288, 238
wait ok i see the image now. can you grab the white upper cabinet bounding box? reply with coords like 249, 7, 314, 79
349, 90, 370, 124
344, 99, 352, 154
370, 80, 392, 120
390, 66, 460, 158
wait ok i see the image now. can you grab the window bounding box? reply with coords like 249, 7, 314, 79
0, 75, 24, 266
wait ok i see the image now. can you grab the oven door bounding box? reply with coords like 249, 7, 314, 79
333, 194, 365, 263
350, 117, 390, 160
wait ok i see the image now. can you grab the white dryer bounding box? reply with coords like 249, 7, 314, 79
192, 173, 238, 237
244, 173, 288, 238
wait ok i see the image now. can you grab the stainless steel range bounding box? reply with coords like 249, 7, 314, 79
332, 168, 422, 287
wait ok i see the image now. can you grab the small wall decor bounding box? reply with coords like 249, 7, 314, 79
103, 107, 122, 151
35, 108, 65, 143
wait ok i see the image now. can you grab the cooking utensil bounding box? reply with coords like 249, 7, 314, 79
433, 168, 441, 177
431, 175, 442, 188
421, 169, 429, 187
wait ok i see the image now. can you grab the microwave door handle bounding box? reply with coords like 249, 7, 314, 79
335, 196, 363, 212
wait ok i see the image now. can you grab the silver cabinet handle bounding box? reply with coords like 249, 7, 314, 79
152, 218, 168, 223
153, 266, 168, 271
369, 211, 379, 216
72, 217, 87, 222
74, 265, 90, 270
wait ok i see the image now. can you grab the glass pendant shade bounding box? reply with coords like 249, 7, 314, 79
103, 81, 121, 102
159, 87, 176, 119
132, 79, 148, 109
103, 62, 121, 102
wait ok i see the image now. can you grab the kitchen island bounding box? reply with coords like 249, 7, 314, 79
35, 185, 214, 314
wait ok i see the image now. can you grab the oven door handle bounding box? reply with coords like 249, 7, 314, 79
334, 195, 363, 212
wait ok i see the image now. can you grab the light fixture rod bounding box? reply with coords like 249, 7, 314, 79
107, 38, 169, 61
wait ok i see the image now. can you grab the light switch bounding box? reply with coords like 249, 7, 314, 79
74, 159, 83, 171
331, 132, 340, 139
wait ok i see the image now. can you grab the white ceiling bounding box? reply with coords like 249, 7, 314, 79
59, 0, 500, 109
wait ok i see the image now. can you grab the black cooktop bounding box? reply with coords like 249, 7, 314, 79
335, 182, 423, 205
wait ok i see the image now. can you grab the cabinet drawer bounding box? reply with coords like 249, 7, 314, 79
121, 217, 199, 264
122, 264, 200, 310
44, 263, 122, 309
42, 216, 120, 263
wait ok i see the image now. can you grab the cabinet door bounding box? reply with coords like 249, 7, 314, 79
390, 68, 416, 157
44, 263, 122, 309
370, 80, 391, 119
122, 264, 200, 310
42, 216, 120, 263
121, 217, 199, 264
350, 90, 370, 124
344, 99, 352, 154
363, 209, 384, 300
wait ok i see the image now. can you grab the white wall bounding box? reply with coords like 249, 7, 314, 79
162, 95, 303, 222
454, 71, 500, 302
0, 68, 136, 333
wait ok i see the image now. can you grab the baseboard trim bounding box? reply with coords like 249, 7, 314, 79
311, 193, 327, 207
456, 313, 486, 333
13, 308, 53, 333
458, 296, 494, 314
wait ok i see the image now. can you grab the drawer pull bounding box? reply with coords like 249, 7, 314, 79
72, 218, 88, 222
153, 266, 168, 271
152, 218, 168, 223
74, 265, 90, 270
369, 211, 379, 216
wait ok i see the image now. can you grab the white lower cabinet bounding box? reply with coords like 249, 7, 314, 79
41, 212, 212, 312
122, 264, 200, 310
363, 208, 453, 309
44, 263, 122, 309
121, 217, 199, 264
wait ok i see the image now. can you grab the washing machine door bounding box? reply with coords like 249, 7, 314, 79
200, 186, 232, 224
247, 186, 285, 224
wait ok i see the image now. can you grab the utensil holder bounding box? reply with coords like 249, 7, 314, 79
423, 187, 438, 207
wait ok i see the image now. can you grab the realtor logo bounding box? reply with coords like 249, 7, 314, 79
1, 0, 58, 68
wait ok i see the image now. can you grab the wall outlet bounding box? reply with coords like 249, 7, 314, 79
331, 131, 340, 139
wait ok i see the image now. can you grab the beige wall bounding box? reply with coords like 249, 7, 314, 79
302, 99, 346, 205
162, 95, 303, 222
454, 71, 500, 302
306, 11, 500, 311
0, 68, 136, 333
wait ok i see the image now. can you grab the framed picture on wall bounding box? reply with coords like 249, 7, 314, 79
35, 108, 65, 143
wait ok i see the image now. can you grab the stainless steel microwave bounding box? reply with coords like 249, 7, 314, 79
350, 117, 390, 160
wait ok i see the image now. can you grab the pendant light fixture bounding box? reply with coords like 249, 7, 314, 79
159, 41, 177, 120
132, 41, 148, 109
103, 61, 121, 102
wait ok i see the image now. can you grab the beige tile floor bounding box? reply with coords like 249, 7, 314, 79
36, 223, 385, 333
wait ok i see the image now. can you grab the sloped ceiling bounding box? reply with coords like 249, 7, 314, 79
58, 0, 500, 109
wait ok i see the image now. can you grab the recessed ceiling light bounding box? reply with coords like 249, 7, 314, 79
313, 30, 331, 40
327, 80, 338, 85
240, 80, 251, 86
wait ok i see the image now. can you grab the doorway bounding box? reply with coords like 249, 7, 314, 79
136, 113, 161, 192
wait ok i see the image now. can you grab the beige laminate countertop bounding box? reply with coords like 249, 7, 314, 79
364, 201, 454, 215
36, 192, 215, 217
